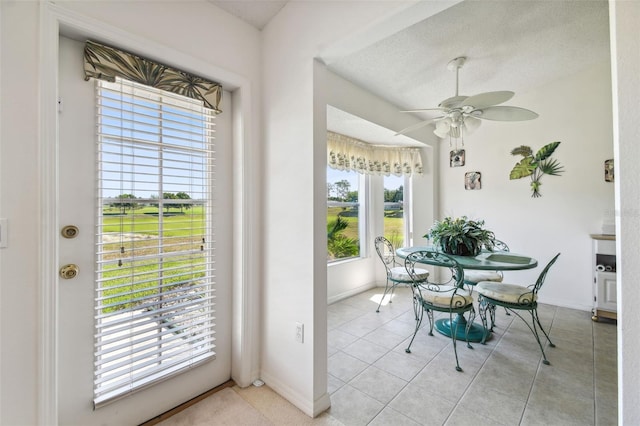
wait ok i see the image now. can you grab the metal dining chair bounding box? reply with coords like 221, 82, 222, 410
476, 253, 561, 365
463, 239, 512, 324
404, 250, 475, 372
463, 239, 510, 291
374, 236, 429, 313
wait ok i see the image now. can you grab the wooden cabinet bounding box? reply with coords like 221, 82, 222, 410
591, 234, 617, 321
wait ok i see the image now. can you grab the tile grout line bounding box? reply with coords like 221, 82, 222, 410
364, 316, 466, 425
336, 290, 462, 425
343, 293, 415, 424
443, 307, 523, 426
518, 305, 559, 425
330, 291, 604, 426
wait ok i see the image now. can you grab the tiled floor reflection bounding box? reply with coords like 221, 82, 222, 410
327, 287, 617, 426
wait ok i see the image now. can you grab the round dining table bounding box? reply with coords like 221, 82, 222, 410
396, 246, 538, 342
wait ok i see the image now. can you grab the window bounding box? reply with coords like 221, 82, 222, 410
383, 175, 405, 248
327, 166, 363, 261
93, 78, 216, 406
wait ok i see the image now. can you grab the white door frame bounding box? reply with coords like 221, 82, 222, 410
37, 3, 260, 423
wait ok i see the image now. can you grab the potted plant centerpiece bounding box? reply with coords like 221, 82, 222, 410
424, 216, 496, 256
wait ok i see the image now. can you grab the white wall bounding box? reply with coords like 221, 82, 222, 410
261, 1, 451, 416
0, 1, 262, 424
610, 1, 640, 424
0, 3, 41, 425
438, 61, 615, 311
2, 0, 638, 423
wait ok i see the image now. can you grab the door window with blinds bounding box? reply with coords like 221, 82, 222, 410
94, 77, 216, 407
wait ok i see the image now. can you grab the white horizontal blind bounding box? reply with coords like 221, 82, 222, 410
94, 78, 216, 407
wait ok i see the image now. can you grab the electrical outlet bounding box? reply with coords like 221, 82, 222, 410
295, 322, 304, 343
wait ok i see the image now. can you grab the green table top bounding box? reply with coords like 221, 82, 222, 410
396, 246, 538, 271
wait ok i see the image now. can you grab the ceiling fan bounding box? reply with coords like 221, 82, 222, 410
396, 57, 538, 138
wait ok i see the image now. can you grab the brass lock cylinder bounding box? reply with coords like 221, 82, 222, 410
60, 264, 79, 279
61, 225, 79, 239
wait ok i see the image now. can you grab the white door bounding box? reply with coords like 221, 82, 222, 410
57, 36, 232, 425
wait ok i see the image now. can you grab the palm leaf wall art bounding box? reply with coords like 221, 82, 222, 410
509, 141, 564, 197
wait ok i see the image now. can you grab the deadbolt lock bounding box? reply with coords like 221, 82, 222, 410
60, 264, 79, 279
61, 225, 79, 239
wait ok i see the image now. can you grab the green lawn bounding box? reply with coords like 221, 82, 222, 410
100, 206, 208, 313
102, 205, 206, 237
100, 256, 206, 313
101, 206, 405, 313
327, 206, 404, 247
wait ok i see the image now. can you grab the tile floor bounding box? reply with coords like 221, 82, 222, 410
326, 286, 617, 426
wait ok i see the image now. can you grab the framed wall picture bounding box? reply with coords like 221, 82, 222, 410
450, 149, 465, 167
605, 159, 614, 182
465, 171, 481, 190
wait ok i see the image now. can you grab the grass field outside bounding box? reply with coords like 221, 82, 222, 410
327, 206, 404, 260
102, 204, 404, 312
99, 205, 209, 313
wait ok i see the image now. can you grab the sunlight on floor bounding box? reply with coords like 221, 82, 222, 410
369, 292, 393, 306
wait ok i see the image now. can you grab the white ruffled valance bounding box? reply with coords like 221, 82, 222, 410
327, 131, 423, 176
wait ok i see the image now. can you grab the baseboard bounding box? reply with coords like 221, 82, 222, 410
327, 281, 380, 305
539, 297, 592, 313
312, 391, 332, 417
259, 371, 331, 417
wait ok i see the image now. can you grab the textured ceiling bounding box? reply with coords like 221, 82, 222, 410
325, 0, 611, 125
208, 0, 611, 143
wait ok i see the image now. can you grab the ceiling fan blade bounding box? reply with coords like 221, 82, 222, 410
400, 108, 446, 113
395, 117, 443, 136
439, 95, 468, 109
462, 91, 515, 109
472, 106, 538, 121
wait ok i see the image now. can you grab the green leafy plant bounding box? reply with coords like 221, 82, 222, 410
424, 216, 495, 256
510, 141, 564, 198
327, 216, 359, 260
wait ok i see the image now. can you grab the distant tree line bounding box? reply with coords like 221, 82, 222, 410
384, 185, 403, 202
111, 192, 192, 213
327, 180, 358, 202
327, 180, 403, 203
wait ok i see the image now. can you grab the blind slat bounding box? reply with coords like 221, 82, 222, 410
95, 329, 216, 374
96, 305, 216, 342
97, 284, 214, 310
94, 348, 215, 403
94, 77, 216, 407
95, 314, 216, 358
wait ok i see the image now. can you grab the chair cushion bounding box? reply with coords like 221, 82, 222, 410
389, 266, 429, 282
464, 269, 502, 284
475, 281, 537, 305
421, 285, 473, 309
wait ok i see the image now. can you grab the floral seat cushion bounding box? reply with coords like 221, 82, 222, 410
390, 266, 429, 282
476, 281, 537, 304
420, 285, 473, 308
464, 269, 502, 284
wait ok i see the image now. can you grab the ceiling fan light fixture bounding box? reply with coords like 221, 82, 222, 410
463, 116, 481, 134
396, 57, 538, 138
434, 118, 452, 138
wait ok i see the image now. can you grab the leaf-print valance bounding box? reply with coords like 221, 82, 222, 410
84, 40, 222, 113
327, 131, 424, 176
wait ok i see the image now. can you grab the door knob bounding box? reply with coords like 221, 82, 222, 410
60, 264, 79, 279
